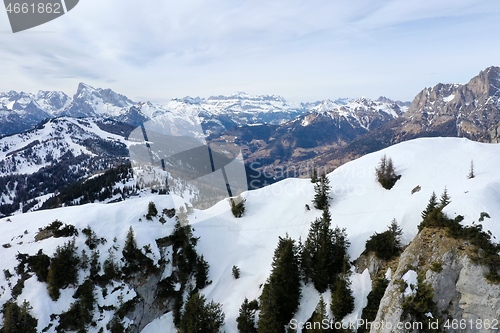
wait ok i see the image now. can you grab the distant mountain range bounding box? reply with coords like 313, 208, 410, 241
309, 66, 500, 170
0, 81, 410, 137
0, 84, 308, 137
1, 66, 500, 214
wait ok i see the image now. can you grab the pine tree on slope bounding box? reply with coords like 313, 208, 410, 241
258, 235, 301, 333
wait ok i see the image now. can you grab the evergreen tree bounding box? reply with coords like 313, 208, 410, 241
302, 207, 350, 292
388, 218, 403, 249
103, 250, 120, 282
331, 226, 350, 275
330, 267, 354, 321
57, 279, 96, 332
375, 155, 400, 190
47, 239, 79, 301
89, 250, 100, 279
258, 235, 301, 333
305, 296, 332, 333
1, 300, 37, 333
468, 160, 475, 179
26, 249, 50, 282
122, 226, 140, 273
178, 292, 225, 333
418, 191, 452, 231
146, 201, 158, 220
313, 209, 334, 292
258, 283, 283, 333
364, 219, 403, 260
439, 188, 451, 209
230, 195, 246, 218
122, 226, 155, 275
232, 265, 241, 279
313, 173, 331, 210
402, 274, 440, 332
80, 249, 89, 271
195, 255, 210, 289
123, 226, 137, 257
171, 208, 199, 281
421, 192, 438, 220
237, 298, 258, 333
359, 278, 389, 333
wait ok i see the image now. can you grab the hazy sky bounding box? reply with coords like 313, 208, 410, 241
0, 0, 499, 103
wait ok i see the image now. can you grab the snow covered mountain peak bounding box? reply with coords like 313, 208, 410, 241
63, 83, 135, 118
170, 96, 202, 105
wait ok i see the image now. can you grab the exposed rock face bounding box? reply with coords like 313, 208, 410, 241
372, 228, 500, 333
355, 252, 385, 279
401, 66, 500, 142
123, 241, 176, 333
126, 272, 165, 333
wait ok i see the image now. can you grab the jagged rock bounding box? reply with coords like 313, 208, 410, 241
371, 228, 500, 333
401, 66, 500, 142
120, 241, 175, 333
125, 272, 166, 333
355, 252, 384, 279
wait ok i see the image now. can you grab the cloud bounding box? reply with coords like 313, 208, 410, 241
0, 0, 499, 102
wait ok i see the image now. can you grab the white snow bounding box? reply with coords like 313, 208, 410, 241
306, 97, 403, 129
141, 312, 177, 333
343, 269, 372, 325
443, 94, 455, 102
402, 270, 418, 297
385, 267, 392, 280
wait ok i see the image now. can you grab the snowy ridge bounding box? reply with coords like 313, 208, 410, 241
309, 97, 406, 118
1, 137, 499, 332
0, 117, 127, 177
299, 97, 406, 130
204, 92, 296, 114
63, 83, 136, 118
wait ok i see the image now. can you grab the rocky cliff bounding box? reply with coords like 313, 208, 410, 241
369, 227, 500, 333
401, 66, 500, 142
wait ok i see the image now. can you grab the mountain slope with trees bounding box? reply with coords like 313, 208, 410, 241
1, 137, 500, 332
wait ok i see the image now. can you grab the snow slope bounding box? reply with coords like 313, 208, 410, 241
1, 137, 499, 332
0, 117, 128, 176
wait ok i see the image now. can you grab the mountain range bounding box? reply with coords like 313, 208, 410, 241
2, 66, 500, 215
0, 84, 308, 137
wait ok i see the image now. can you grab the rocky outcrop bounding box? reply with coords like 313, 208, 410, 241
122, 241, 176, 333
401, 66, 500, 142
371, 228, 500, 333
